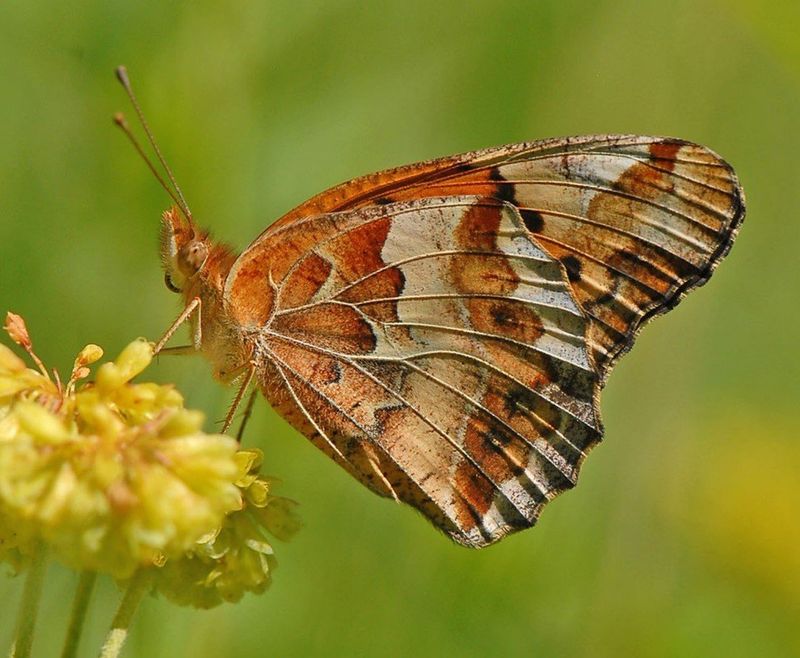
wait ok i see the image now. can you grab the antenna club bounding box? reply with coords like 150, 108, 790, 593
113, 112, 128, 128
115, 66, 130, 87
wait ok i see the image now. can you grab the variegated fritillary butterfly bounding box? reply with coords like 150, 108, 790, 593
115, 68, 744, 548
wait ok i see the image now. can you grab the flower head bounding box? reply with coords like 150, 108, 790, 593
0, 313, 243, 578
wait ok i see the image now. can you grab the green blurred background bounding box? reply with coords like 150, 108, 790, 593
1, 1, 799, 656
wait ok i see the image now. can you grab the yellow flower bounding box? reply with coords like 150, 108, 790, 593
0, 314, 244, 579
1, 311, 301, 602
154, 448, 302, 608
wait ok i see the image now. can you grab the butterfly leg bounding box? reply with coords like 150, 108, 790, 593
153, 297, 201, 354
221, 363, 256, 435
235, 386, 259, 442
156, 345, 196, 356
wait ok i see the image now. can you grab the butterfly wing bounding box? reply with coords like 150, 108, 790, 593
246, 135, 745, 377
227, 196, 602, 547
222, 135, 743, 546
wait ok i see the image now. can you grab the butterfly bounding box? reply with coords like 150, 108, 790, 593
115, 68, 745, 548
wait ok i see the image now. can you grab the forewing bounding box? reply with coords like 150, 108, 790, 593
236, 197, 602, 547
255, 135, 744, 378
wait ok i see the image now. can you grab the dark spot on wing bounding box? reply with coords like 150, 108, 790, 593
519, 209, 544, 233
560, 255, 582, 283
503, 386, 530, 419
489, 167, 516, 204
328, 361, 343, 385
490, 304, 515, 327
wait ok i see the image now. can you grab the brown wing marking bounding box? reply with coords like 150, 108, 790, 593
241, 197, 601, 547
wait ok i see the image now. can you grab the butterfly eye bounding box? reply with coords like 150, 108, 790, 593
164, 272, 182, 293
180, 240, 209, 274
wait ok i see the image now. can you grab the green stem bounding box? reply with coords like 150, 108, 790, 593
60, 571, 97, 658
8, 546, 47, 658
98, 570, 151, 658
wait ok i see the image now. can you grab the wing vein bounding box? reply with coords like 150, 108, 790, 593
266, 333, 532, 527
382, 319, 591, 370
402, 358, 583, 472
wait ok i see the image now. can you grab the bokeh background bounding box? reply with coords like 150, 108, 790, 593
1, 1, 798, 656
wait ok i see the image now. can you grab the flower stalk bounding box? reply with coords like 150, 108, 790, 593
99, 570, 152, 658
60, 571, 97, 658
8, 545, 47, 658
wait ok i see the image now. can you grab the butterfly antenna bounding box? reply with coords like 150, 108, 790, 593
112, 112, 186, 213
114, 65, 193, 221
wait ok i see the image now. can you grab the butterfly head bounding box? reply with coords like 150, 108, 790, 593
160, 207, 209, 294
